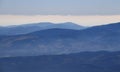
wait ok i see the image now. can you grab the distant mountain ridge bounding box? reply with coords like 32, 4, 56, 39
0, 22, 85, 35
0, 22, 120, 57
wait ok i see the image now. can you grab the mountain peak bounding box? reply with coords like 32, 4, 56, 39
58, 22, 82, 26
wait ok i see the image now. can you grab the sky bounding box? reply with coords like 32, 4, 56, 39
0, 0, 120, 26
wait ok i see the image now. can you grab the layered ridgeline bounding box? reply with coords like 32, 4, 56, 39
0, 51, 120, 72
0, 22, 85, 35
0, 22, 120, 57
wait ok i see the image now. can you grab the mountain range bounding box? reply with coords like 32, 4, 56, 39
0, 22, 120, 57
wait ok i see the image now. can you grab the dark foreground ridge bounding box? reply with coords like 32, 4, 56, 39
0, 51, 120, 72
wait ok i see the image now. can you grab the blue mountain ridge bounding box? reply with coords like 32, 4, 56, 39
0, 22, 85, 35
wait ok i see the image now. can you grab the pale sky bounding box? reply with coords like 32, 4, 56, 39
0, 0, 120, 26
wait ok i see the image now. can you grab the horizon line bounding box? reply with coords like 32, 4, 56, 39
0, 15, 120, 26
